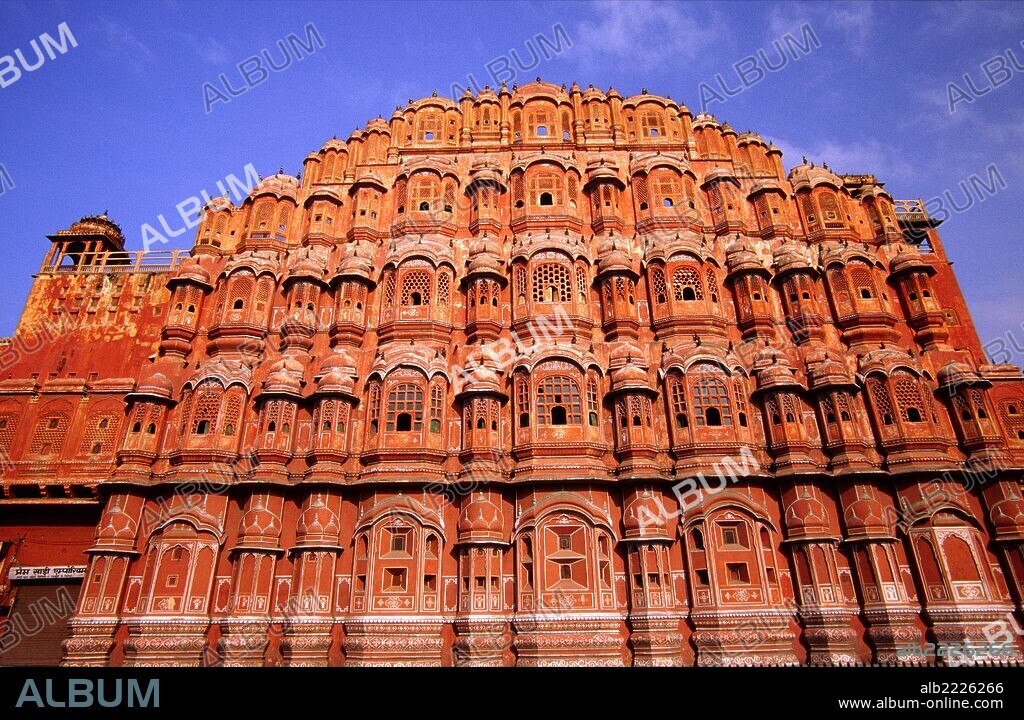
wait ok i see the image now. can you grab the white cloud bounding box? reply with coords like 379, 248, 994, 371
767, 1, 875, 57
571, 1, 724, 71
95, 16, 156, 68
772, 135, 917, 185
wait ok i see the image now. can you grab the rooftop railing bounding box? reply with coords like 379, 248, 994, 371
39, 249, 186, 275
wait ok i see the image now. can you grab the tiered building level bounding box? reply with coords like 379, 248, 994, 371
1, 81, 1023, 666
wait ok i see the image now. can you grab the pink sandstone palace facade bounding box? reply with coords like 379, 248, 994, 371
0, 81, 1023, 667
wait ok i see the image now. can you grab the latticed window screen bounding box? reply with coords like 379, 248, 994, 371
129, 404, 146, 432
368, 382, 381, 429
670, 378, 687, 418
80, 414, 118, 455
0, 414, 17, 452
223, 395, 242, 435
511, 174, 525, 205
394, 178, 407, 210
969, 389, 988, 418
652, 177, 678, 205
576, 265, 588, 301
634, 176, 649, 208
383, 271, 396, 307
443, 183, 456, 212
229, 274, 254, 307
893, 373, 925, 422
836, 392, 852, 420
532, 263, 572, 303
192, 383, 221, 433
641, 110, 666, 136
529, 173, 561, 205
401, 270, 432, 306
849, 264, 876, 298
567, 173, 579, 200
411, 179, 439, 211
705, 269, 718, 300
430, 384, 444, 420
627, 395, 651, 426
673, 267, 704, 301
650, 267, 667, 303
780, 394, 798, 421
822, 395, 837, 424
255, 278, 272, 308
515, 267, 527, 300
386, 384, 423, 431
587, 378, 599, 412
708, 183, 723, 213
178, 394, 194, 434
819, 193, 844, 227
437, 271, 450, 306
516, 377, 530, 414
276, 205, 291, 232
800, 195, 818, 224
828, 268, 850, 297
29, 414, 69, 456
536, 376, 582, 425
732, 379, 747, 418
254, 203, 273, 229
868, 378, 895, 425
692, 369, 733, 427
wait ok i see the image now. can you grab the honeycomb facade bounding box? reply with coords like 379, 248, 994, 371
1, 81, 1023, 666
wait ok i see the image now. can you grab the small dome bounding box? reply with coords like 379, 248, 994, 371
937, 361, 985, 390
458, 493, 504, 543
596, 236, 633, 275
785, 489, 830, 538
288, 254, 326, 282
205, 195, 233, 212
251, 173, 299, 200
297, 495, 341, 542
788, 162, 844, 192
772, 242, 813, 276
725, 236, 766, 276
990, 490, 1024, 533
320, 137, 347, 153
315, 349, 357, 396
261, 356, 305, 397
134, 370, 174, 400
889, 247, 933, 277
239, 497, 282, 542
467, 236, 505, 276
365, 117, 390, 134
843, 489, 893, 537
623, 489, 669, 540
95, 499, 138, 547
611, 363, 652, 392
806, 353, 855, 390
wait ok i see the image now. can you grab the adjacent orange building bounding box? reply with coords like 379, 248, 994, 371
1, 81, 1023, 666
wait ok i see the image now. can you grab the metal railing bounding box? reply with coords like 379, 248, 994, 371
38, 249, 186, 275
893, 198, 930, 224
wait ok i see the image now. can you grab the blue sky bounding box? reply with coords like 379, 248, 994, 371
0, 0, 1021, 360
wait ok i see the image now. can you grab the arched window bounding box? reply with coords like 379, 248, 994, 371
893, 372, 926, 424
532, 262, 572, 303
401, 270, 432, 306
386, 384, 423, 432
537, 375, 582, 426
529, 172, 561, 207
411, 175, 440, 214
641, 109, 666, 137
849, 262, 877, 300
669, 376, 688, 429
692, 366, 733, 427
672, 267, 703, 302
